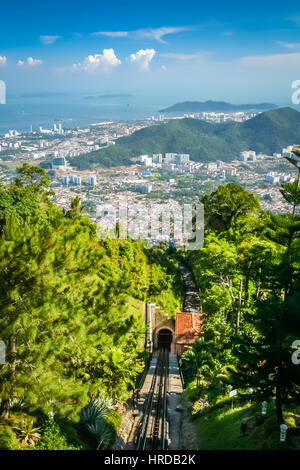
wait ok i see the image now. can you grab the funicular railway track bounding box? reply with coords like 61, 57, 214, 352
179, 263, 200, 313
136, 347, 169, 450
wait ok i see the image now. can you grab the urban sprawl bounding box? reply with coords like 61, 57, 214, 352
0, 113, 299, 246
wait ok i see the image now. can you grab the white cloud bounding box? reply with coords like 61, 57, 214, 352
92, 31, 129, 38
74, 49, 121, 72
27, 57, 43, 67
92, 26, 191, 43
277, 41, 300, 49
17, 58, 42, 67
0, 56, 7, 66
130, 49, 156, 71
160, 52, 207, 61
134, 26, 191, 43
40, 35, 61, 45
239, 51, 300, 67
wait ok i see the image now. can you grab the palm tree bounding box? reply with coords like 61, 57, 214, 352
180, 338, 216, 387
280, 181, 300, 220
282, 148, 300, 220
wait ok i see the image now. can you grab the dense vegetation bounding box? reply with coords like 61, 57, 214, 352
1, 145, 299, 450
71, 107, 300, 169
0, 164, 180, 449
180, 152, 300, 448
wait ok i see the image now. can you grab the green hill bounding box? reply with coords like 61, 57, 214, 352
71, 107, 300, 169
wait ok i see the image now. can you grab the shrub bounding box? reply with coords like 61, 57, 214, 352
284, 416, 296, 429
38, 420, 82, 450
0, 425, 17, 450
56, 419, 84, 447
107, 411, 122, 431
191, 399, 210, 416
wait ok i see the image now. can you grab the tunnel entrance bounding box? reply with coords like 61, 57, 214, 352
157, 329, 173, 351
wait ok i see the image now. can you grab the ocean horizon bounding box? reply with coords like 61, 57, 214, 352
0, 93, 171, 135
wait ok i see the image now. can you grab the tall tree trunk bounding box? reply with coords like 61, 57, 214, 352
292, 168, 300, 221
275, 363, 284, 425
0, 335, 17, 419
236, 278, 243, 335
256, 267, 262, 299
0, 400, 10, 419
244, 275, 250, 307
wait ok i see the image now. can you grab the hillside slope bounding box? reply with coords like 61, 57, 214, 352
71, 107, 300, 169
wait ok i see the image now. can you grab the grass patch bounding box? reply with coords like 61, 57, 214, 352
192, 401, 300, 450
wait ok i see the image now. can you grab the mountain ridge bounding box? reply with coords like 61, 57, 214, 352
71, 107, 300, 169
159, 100, 278, 114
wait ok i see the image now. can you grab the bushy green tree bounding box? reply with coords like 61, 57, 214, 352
0, 165, 181, 421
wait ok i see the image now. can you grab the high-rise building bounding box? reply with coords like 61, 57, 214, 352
88, 175, 97, 186
134, 183, 152, 193
73, 175, 81, 186
140, 155, 153, 166
153, 153, 163, 164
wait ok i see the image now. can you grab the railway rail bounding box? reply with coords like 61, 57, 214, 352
136, 347, 169, 450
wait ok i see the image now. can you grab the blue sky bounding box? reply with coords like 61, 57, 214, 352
1, 0, 300, 103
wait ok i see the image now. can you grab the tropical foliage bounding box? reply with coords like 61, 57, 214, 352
184, 158, 300, 426
0, 165, 180, 448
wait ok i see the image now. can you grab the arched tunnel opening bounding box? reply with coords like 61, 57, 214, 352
157, 329, 173, 351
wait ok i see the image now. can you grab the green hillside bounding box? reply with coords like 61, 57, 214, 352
71, 107, 300, 169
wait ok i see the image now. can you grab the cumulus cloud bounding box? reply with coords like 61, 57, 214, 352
0, 56, 7, 66
130, 49, 156, 71
40, 35, 61, 45
27, 57, 43, 66
73, 49, 121, 72
18, 58, 43, 67
239, 52, 300, 67
92, 31, 129, 38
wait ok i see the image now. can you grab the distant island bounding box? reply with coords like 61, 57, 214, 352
83, 94, 133, 100
9, 92, 70, 99
159, 100, 278, 114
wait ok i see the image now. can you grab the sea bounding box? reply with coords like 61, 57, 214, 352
0, 93, 173, 135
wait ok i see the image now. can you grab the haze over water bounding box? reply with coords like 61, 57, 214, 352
0, 93, 175, 134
